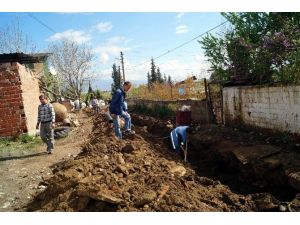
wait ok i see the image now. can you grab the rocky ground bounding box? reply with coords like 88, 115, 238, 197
27, 114, 257, 211
2, 110, 300, 212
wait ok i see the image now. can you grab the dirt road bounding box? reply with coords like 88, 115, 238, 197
0, 112, 93, 211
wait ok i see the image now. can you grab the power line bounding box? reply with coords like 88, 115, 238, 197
128, 20, 228, 70
26, 13, 58, 34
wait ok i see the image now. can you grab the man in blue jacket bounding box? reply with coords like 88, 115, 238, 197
170, 126, 192, 162
109, 81, 134, 139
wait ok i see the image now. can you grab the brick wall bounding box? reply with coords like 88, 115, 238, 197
127, 99, 210, 123
0, 62, 27, 137
223, 85, 300, 134
0, 62, 41, 137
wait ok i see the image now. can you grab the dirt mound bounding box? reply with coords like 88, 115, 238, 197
27, 114, 256, 212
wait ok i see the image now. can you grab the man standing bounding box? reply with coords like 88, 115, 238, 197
109, 81, 134, 139
90, 94, 100, 114
36, 94, 56, 154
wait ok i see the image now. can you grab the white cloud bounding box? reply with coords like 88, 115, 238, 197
94, 54, 211, 90
106, 36, 127, 44
94, 36, 132, 65
96, 22, 113, 32
100, 52, 110, 64
176, 12, 185, 20
47, 29, 91, 44
176, 25, 189, 34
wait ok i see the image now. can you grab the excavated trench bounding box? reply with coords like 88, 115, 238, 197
26, 113, 300, 212
131, 113, 300, 211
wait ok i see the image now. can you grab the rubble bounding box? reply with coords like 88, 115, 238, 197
27, 114, 256, 212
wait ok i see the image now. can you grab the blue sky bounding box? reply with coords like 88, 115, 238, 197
0, 12, 226, 90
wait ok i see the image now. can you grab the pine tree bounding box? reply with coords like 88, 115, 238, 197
163, 74, 167, 84
95, 89, 102, 99
156, 67, 163, 83
111, 63, 121, 93
147, 72, 151, 89
88, 81, 93, 93
118, 66, 122, 86
168, 75, 172, 85
150, 58, 157, 83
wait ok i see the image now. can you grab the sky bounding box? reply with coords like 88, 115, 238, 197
0, 12, 226, 90
1, 1, 299, 225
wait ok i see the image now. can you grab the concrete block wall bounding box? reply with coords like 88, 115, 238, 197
127, 99, 210, 123
223, 85, 300, 134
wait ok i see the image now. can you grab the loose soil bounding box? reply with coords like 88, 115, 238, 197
0, 111, 93, 211
2, 111, 300, 212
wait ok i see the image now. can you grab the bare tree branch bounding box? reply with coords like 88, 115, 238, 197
0, 17, 36, 54
48, 40, 94, 99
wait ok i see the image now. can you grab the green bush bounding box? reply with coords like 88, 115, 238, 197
132, 103, 175, 118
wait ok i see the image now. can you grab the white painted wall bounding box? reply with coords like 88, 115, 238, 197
223, 85, 300, 134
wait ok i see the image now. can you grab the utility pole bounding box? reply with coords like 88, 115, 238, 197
120, 51, 125, 84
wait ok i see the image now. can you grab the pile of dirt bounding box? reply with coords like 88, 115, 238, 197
27, 114, 257, 212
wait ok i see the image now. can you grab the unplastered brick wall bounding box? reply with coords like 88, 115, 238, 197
223, 85, 300, 134
0, 62, 27, 137
0, 62, 41, 137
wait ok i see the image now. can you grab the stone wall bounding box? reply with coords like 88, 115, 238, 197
223, 85, 300, 134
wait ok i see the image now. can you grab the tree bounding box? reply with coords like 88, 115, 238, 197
48, 40, 94, 99
88, 81, 93, 94
200, 12, 300, 84
163, 74, 167, 84
95, 89, 103, 99
156, 67, 164, 83
167, 75, 172, 85
147, 72, 151, 89
0, 17, 36, 53
111, 63, 121, 93
150, 58, 157, 83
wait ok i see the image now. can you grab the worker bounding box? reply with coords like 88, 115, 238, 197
90, 94, 100, 114
74, 97, 81, 110
170, 126, 192, 162
36, 94, 56, 154
109, 81, 135, 139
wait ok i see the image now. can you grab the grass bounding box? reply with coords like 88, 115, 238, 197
0, 134, 42, 154
132, 103, 176, 118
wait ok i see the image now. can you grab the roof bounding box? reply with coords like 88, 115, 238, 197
0, 53, 51, 64
175, 76, 197, 86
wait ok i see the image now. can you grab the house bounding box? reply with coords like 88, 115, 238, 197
174, 76, 205, 98
0, 53, 49, 137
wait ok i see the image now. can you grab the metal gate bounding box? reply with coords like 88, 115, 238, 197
204, 79, 223, 124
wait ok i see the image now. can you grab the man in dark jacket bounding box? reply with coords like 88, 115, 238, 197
109, 81, 134, 139
170, 126, 192, 162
